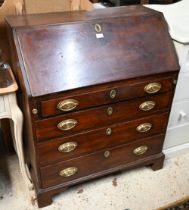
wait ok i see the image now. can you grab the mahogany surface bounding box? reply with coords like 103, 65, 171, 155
40, 74, 175, 118
38, 112, 169, 166
6, 6, 178, 97
35, 92, 173, 141
40, 134, 165, 188
6, 6, 179, 208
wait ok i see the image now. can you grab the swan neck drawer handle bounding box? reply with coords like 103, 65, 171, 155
59, 167, 78, 177
58, 142, 78, 153
57, 119, 78, 131
136, 123, 152, 133
144, 82, 161, 94
57, 99, 79, 112
139, 101, 156, 111
133, 145, 148, 156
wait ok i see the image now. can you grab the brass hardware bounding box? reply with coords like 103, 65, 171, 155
57, 119, 78, 131
95, 24, 102, 33
139, 101, 156, 112
136, 123, 152, 133
109, 89, 117, 99
104, 151, 110, 158
57, 99, 79, 112
133, 145, 148, 156
107, 107, 113, 115
106, 128, 112, 136
32, 109, 38, 115
144, 82, 162, 94
59, 167, 78, 177
58, 142, 78, 153
173, 79, 177, 85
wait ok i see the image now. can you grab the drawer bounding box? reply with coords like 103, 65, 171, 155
167, 100, 189, 128
35, 92, 173, 141
40, 134, 164, 188
173, 72, 189, 102
37, 112, 169, 166
39, 75, 176, 118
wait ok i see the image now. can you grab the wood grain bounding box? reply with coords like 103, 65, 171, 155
6, 6, 179, 207
40, 134, 165, 188
35, 92, 173, 141
11, 8, 179, 96
37, 112, 169, 166
39, 75, 176, 118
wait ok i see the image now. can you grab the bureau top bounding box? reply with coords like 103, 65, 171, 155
6, 6, 179, 97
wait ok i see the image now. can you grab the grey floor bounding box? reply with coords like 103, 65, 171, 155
0, 144, 189, 210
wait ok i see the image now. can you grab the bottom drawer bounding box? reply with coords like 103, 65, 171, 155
40, 134, 164, 188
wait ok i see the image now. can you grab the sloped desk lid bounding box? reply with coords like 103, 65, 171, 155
7, 6, 179, 97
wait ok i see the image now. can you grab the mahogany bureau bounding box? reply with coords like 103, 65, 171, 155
6, 6, 179, 208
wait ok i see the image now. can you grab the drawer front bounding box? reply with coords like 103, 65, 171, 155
39, 76, 175, 118
168, 101, 189, 128
38, 112, 169, 166
40, 134, 164, 188
35, 92, 173, 141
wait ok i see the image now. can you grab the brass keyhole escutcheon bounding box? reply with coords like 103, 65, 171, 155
106, 128, 112, 136
109, 89, 117, 99
104, 151, 110, 158
107, 107, 113, 116
173, 79, 177, 85
32, 108, 38, 115
95, 24, 102, 33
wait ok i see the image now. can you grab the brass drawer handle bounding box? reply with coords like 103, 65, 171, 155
57, 99, 79, 112
58, 142, 78, 153
109, 89, 117, 99
144, 82, 162, 94
136, 123, 152, 133
139, 101, 156, 112
133, 145, 148, 156
106, 128, 112, 136
107, 107, 113, 115
59, 167, 78, 177
57, 119, 78, 131
104, 151, 110, 158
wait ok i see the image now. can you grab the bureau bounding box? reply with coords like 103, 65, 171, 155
6, 6, 179, 208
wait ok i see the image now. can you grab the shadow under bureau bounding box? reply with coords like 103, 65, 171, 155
6, 6, 179, 208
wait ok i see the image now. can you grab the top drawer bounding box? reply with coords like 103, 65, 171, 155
39, 75, 176, 118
